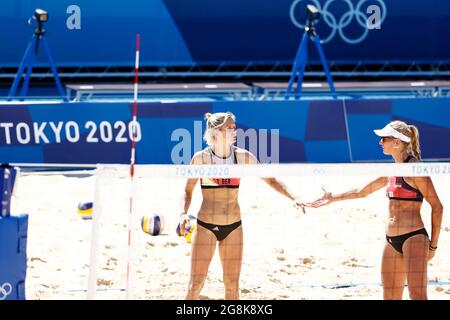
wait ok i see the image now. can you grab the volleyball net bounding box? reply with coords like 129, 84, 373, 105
11, 163, 450, 300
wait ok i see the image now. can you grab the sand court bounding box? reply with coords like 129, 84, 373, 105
11, 171, 450, 300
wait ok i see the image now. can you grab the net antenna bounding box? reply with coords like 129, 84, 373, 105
86, 34, 141, 300
125, 33, 141, 300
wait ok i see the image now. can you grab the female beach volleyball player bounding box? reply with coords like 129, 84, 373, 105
179, 112, 306, 300
310, 120, 443, 300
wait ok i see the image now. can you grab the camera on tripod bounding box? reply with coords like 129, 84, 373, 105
34, 9, 48, 23
8, 8, 67, 102
28, 8, 48, 35
285, 3, 336, 99
306, 4, 320, 29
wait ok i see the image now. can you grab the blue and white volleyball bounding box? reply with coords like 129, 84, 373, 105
77, 202, 93, 220
141, 214, 165, 236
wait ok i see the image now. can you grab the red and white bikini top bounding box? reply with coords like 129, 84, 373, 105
386, 155, 423, 202
200, 147, 240, 189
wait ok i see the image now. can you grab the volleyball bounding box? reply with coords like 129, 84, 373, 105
184, 222, 196, 244
176, 215, 196, 243
141, 214, 165, 236
77, 202, 93, 220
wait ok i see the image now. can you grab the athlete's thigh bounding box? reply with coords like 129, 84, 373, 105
218, 225, 243, 275
190, 224, 217, 274
402, 234, 428, 290
381, 242, 406, 299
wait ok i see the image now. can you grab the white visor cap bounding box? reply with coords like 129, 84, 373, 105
373, 124, 411, 143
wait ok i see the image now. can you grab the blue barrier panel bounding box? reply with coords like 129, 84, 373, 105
0, 100, 350, 164
1, 98, 450, 164
0, 214, 28, 300
345, 98, 450, 162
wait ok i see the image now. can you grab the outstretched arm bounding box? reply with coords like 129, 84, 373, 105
261, 177, 306, 212
261, 177, 296, 201
261, 178, 306, 213
240, 149, 306, 212
414, 176, 443, 260
311, 176, 388, 207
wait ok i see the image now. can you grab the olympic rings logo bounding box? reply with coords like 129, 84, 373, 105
0, 282, 12, 300
290, 0, 387, 44
312, 168, 326, 175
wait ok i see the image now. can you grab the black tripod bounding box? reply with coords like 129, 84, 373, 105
8, 10, 67, 101
285, 5, 336, 99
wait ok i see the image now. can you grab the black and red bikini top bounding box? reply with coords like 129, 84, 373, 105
200, 147, 240, 189
386, 155, 423, 202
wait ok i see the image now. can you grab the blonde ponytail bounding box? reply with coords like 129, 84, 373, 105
408, 125, 421, 160
389, 120, 422, 160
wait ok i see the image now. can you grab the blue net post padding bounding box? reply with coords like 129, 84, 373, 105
0, 214, 28, 300
1, 164, 27, 300
1, 165, 18, 218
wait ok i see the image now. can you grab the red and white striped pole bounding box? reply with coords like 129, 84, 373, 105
126, 33, 140, 300
130, 33, 140, 177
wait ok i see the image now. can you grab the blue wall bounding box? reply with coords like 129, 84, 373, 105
0, 214, 28, 300
1, 0, 449, 67
1, 98, 449, 164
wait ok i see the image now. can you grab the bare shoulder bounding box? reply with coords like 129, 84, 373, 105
191, 149, 209, 164
234, 147, 258, 164
404, 157, 426, 184
413, 175, 433, 185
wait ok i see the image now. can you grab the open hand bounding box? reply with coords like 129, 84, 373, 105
293, 198, 307, 214
179, 214, 191, 236
309, 186, 333, 208
428, 249, 436, 261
